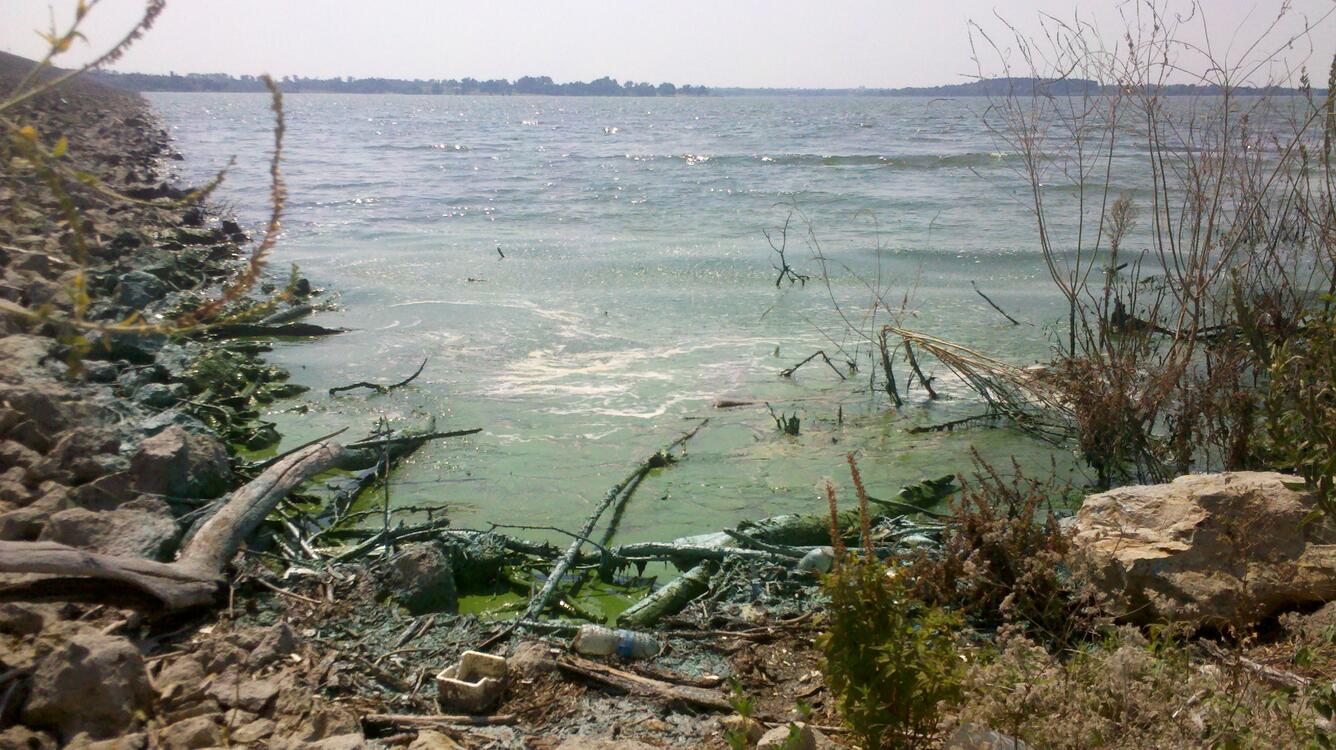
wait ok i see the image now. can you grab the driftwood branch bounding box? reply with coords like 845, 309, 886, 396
971, 281, 1021, 325
177, 442, 345, 575
258, 303, 315, 326
363, 713, 516, 729
0, 440, 345, 610
556, 654, 732, 712
877, 329, 903, 407
616, 562, 713, 628
329, 358, 428, 396
907, 412, 999, 435
0, 542, 220, 610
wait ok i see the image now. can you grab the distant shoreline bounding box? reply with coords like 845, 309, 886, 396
90, 70, 1323, 97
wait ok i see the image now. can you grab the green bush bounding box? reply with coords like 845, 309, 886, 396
818, 467, 963, 749
1265, 301, 1336, 514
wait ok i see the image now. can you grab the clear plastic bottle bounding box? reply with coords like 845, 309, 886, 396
571, 624, 661, 659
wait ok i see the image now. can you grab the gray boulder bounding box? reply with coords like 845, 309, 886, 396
39, 506, 181, 560
129, 426, 231, 499
376, 543, 458, 615
113, 270, 168, 309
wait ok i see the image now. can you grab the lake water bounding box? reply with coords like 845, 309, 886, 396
148, 93, 1087, 543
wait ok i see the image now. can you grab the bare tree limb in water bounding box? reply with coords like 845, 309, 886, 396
971, 281, 1021, 325
779, 349, 847, 380
766, 210, 809, 288
329, 357, 428, 396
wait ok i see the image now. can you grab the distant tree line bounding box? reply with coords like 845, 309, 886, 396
89, 71, 710, 96
712, 77, 1321, 97
89, 71, 1318, 98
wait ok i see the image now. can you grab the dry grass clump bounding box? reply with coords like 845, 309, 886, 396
908, 454, 1102, 650
955, 627, 1331, 749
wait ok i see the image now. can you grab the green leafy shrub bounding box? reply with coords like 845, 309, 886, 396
818, 468, 963, 749
1265, 302, 1336, 515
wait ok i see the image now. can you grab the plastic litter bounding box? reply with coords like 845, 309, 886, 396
436, 650, 508, 713
571, 624, 661, 659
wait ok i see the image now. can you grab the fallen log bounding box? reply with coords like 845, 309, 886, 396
734, 475, 955, 546
200, 322, 346, 339
0, 542, 219, 610
610, 542, 790, 566
616, 562, 713, 628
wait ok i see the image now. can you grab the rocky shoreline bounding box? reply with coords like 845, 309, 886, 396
0, 56, 849, 750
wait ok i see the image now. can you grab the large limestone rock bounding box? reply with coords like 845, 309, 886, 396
129, 426, 231, 499
1071, 472, 1336, 628
21, 632, 154, 741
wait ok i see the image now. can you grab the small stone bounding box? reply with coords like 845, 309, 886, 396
0, 440, 42, 471
297, 734, 366, 750
509, 640, 557, 676
206, 674, 279, 713
408, 730, 465, 750
247, 622, 298, 669
39, 506, 180, 560
129, 426, 231, 499
64, 733, 147, 750
757, 724, 814, 750
133, 382, 187, 408
376, 543, 457, 615
721, 715, 765, 746
156, 715, 222, 750
553, 738, 658, 750
0, 726, 56, 750
229, 718, 275, 744
0, 602, 48, 635
114, 270, 168, 309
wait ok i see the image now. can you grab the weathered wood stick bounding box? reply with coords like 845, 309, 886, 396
177, 441, 345, 576
556, 654, 733, 712
201, 322, 346, 339
258, 303, 315, 326
0, 541, 219, 610
611, 542, 791, 565
363, 713, 517, 728
903, 341, 939, 399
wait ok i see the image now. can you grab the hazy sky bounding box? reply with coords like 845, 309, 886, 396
3, 0, 1335, 88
